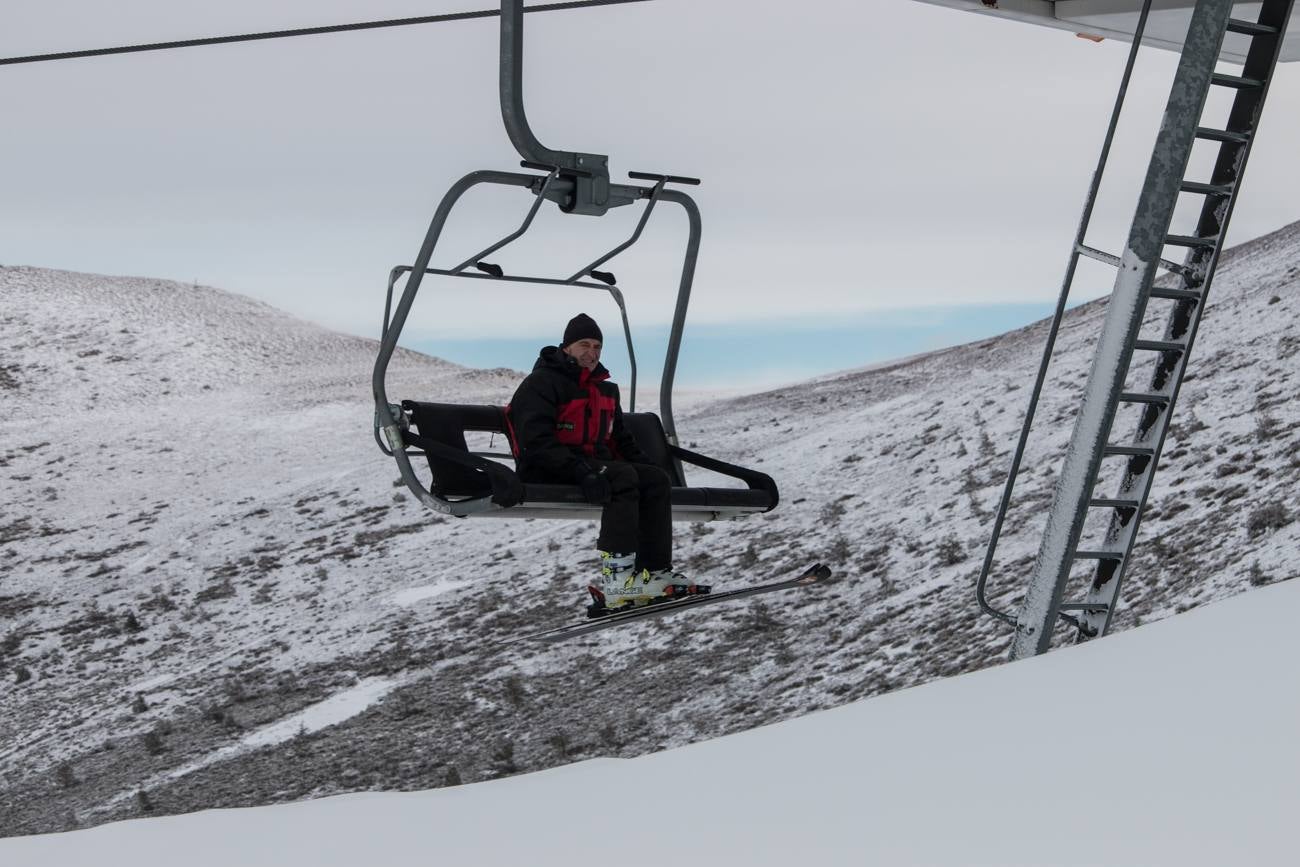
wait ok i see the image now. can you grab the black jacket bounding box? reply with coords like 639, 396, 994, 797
507, 346, 647, 481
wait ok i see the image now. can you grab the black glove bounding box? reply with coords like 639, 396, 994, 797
578, 465, 611, 504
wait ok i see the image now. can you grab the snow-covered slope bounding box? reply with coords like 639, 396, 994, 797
3, 577, 1297, 866
1, 219, 1298, 835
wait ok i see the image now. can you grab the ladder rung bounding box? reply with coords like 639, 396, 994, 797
1078, 244, 1189, 278
1165, 234, 1218, 249
1119, 391, 1170, 406
1211, 72, 1265, 90
1075, 550, 1124, 561
1180, 180, 1233, 197
1134, 339, 1186, 353
1103, 445, 1156, 458
1076, 244, 1121, 269
1090, 497, 1141, 511
1196, 126, 1249, 145
1226, 19, 1280, 37
1150, 286, 1202, 302
1058, 602, 1111, 613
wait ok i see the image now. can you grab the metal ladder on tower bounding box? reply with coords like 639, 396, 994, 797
973, 0, 1296, 659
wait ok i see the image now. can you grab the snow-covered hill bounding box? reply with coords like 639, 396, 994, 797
4, 577, 1297, 866
1, 218, 1298, 835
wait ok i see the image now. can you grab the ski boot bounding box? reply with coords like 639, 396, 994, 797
588, 555, 708, 617
642, 568, 711, 599
587, 551, 637, 616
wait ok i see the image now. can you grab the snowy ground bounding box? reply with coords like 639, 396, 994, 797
2, 577, 1296, 866
2, 219, 1299, 835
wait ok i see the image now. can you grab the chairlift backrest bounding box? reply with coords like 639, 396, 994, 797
404, 402, 505, 499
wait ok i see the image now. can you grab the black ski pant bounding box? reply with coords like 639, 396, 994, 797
525, 460, 673, 571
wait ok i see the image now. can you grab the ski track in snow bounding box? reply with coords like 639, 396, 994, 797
388, 581, 472, 607
239, 677, 398, 749
92, 677, 401, 816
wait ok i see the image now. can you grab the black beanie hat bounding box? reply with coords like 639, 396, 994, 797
561, 313, 603, 348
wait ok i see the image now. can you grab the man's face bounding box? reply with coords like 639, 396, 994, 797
563, 338, 602, 371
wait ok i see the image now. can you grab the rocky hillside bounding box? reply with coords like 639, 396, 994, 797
2, 221, 1298, 835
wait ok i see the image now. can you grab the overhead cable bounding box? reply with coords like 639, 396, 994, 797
0, 0, 652, 67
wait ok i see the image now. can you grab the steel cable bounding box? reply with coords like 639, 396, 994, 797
0, 0, 653, 67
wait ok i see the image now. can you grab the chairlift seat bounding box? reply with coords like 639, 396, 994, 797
402, 401, 777, 521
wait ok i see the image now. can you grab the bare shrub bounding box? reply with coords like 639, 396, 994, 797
734, 601, 781, 637
1248, 561, 1271, 587
490, 741, 519, 776
1247, 502, 1291, 537
142, 586, 177, 612
1255, 398, 1281, 442
55, 762, 78, 789
195, 576, 235, 603
936, 534, 966, 566
547, 731, 575, 759
819, 499, 846, 524
222, 676, 249, 703
141, 729, 166, 755
829, 535, 852, 564
502, 675, 526, 708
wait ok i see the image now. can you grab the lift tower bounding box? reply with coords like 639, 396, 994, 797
924, 0, 1299, 657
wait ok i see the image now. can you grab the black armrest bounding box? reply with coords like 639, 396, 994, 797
668, 445, 779, 511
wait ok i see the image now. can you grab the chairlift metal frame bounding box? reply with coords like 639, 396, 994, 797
371, 0, 777, 521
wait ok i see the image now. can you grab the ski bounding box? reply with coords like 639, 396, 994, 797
517, 562, 834, 644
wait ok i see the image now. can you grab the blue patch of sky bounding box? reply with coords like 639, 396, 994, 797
411, 301, 1060, 393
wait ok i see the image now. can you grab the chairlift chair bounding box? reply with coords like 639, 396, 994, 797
371, 0, 778, 522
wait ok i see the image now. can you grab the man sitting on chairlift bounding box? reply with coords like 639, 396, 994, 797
508, 314, 699, 611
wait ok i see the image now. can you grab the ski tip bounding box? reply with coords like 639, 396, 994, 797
798, 562, 833, 584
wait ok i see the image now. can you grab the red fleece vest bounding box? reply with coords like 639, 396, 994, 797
551, 367, 617, 457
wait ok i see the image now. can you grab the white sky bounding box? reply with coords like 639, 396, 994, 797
3, 0, 1299, 340
3, 578, 1296, 865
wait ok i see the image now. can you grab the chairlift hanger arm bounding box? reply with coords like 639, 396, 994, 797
502, 0, 633, 215
501, 0, 583, 173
